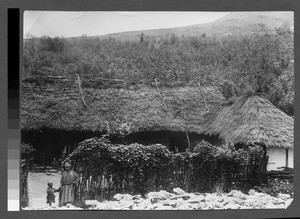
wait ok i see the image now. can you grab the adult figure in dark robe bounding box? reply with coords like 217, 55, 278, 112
59, 162, 79, 206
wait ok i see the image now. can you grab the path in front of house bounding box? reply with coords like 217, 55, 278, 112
28, 171, 61, 209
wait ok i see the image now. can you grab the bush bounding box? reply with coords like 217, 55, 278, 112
66, 137, 267, 200
65, 137, 172, 196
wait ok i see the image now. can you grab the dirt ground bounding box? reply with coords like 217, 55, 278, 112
26, 172, 292, 210
27, 172, 61, 208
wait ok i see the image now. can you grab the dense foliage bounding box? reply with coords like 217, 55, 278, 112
66, 137, 266, 200
23, 25, 294, 115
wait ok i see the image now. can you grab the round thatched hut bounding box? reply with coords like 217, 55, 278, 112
200, 92, 294, 171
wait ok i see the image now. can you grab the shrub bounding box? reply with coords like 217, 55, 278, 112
65, 137, 172, 196
66, 137, 267, 200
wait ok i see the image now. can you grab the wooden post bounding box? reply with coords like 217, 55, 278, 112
76, 74, 87, 108
286, 148, 289, 168
154, 78, 192, 152
185, 130, 191, 151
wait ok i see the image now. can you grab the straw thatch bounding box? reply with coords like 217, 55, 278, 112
21, 79, 224, 134
200, 92, 294, 148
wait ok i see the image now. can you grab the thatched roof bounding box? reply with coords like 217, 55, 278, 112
21, 78, 224, 134
200, 93, 294, 148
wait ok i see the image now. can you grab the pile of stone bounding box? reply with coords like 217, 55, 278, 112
23, 187, 292, 210
84, 188, 292, 210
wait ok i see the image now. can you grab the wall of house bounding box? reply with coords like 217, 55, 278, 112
288, 148, 294, 168
22, 129, 224, 165
22, 129, 101, 165
266, 147, 293, 171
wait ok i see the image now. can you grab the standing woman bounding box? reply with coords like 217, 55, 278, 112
59, 162, 79, 206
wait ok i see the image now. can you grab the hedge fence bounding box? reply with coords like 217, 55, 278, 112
65, 137, 267, 202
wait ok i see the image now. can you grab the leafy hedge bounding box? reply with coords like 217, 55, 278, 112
65, 137, 266, 200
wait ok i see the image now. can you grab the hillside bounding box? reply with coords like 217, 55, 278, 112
95, 12, 293, 41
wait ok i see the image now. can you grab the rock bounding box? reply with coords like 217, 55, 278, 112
139, 199, 152, 206
253, 192, 265, 197
188, 198, 200, 204
163, 200, 177, 208
213, 202, 224, 209
94, 203, 110, 210
155, 205, 175, 210
112, 194, 133, 201
224, 203, 240, 209
227, 190, 247, 200
112, 194, 123, 201
196, 195, 206, 202
173, 187, 185, 195
177, 194, 191, 200
244, 198, 257, 207
132, 204, 147, 210
248, 189, 256, 196
150, 198, 160, 204
252, 199, 266, 208
278, 193, 291, 200
133, 194, 142, 200
119, 206, 131, 210
194, 202, 206, 210
202, 203, 215, 210
66, 203, 75, 208
177, 203, 193, 210
175, 198, 184, 207
205, 193, 219, 202
133, 199, 143, 204
273, 198, 285, 205
240, 206, 252, 209
147, 190, 172, 201
264, 203, 279, 209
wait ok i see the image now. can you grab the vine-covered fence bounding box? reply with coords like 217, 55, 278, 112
65, 137, 267, 202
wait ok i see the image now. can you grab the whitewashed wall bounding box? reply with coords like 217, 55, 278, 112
288, 148, 294, 168
266, 148, 293, 171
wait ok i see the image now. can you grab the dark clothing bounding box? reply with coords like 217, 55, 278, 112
46, 187, 56, 204
59, 170, 79, 206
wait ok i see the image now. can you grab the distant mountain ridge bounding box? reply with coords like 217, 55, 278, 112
91, 12, 293, 41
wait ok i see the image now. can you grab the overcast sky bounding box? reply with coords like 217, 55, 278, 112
24, 11, 231, 38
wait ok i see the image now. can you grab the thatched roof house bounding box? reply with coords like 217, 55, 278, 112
200, 92, 293, 148
21, 78, 224, 163
200, 92, 294, 170
21, 78, 224, 134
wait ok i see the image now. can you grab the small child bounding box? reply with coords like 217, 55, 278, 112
46, 182, 59, 206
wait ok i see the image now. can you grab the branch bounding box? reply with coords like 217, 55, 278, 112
76, 74, 87, 109
154, 78, 169, 112
197, 82, 209, 112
